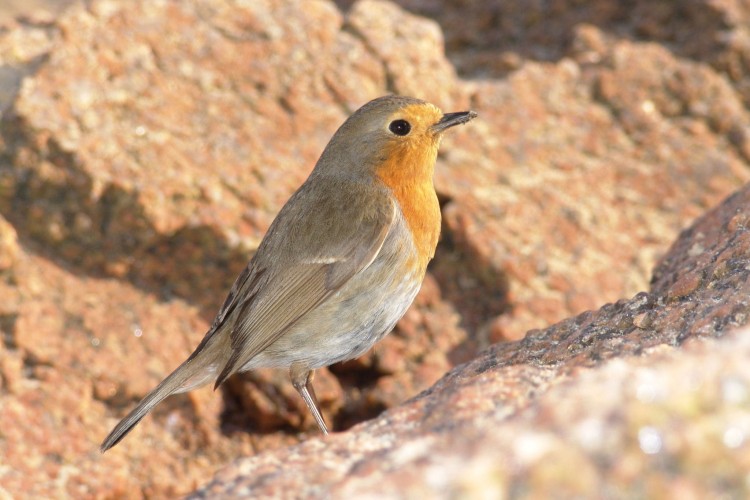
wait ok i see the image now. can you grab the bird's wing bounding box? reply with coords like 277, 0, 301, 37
210, 183, 397, 387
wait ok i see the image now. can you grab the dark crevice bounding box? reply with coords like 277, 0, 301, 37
218, 373, 302, 436
21, 351, 53, 380
0, 313, 18, 349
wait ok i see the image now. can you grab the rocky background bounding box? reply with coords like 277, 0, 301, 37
0, 0, 749, 498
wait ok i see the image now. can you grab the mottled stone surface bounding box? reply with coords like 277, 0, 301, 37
0, 0, 748, 498
437, 31, 750, 340
194, 332, 750, 498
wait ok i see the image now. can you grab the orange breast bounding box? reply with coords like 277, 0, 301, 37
376, 142, 441, 271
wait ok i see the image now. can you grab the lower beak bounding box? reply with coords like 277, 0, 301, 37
431, 111, 478, 133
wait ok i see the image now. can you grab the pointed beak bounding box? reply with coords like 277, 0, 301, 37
431, 110, 478, 133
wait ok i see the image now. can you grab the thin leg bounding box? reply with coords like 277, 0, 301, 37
290, 363, 329, 435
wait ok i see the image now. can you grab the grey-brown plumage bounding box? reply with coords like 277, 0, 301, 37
100, 96, 476, 452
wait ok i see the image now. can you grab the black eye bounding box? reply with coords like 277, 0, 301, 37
389, 119, 411, 136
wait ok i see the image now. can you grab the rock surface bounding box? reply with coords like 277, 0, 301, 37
0, 0, 748, 498
194, 331, 750, 498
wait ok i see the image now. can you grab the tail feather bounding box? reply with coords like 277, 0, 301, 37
100, 357, 215, 453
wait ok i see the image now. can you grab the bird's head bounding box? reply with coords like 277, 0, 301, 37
315, 95, 477, 186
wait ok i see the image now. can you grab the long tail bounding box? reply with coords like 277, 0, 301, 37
100, 356, 216, 453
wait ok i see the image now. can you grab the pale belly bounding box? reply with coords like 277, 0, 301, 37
241, 264, 422, 370
240, 222, 425, 371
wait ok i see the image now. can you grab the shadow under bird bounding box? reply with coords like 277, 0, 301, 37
100, 95, 477, 452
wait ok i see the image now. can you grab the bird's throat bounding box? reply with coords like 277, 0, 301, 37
378, 177, 441, 271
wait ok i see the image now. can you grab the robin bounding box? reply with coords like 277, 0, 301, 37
101, 95, 477, 452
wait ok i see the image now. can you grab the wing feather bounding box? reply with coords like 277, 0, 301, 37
212, 182, 395, 387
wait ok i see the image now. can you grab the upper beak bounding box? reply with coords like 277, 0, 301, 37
431, 110, 478, 133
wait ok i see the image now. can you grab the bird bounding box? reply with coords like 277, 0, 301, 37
100, 95, 477, 452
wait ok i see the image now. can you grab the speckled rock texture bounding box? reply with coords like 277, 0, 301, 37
0, 0, 748, 498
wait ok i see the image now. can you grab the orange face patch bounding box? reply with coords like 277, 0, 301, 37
375, 103, 443, 271
375, 102, 442, 188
